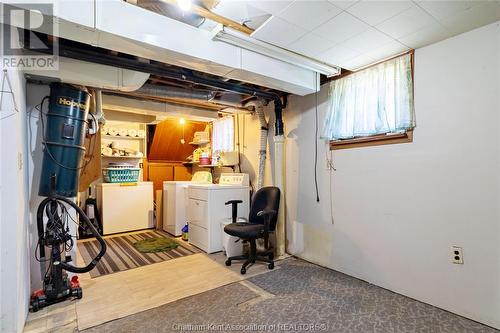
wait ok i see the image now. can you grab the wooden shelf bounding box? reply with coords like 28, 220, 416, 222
103, 135, 145, 140
102, 155, 144, 159
188, 140, 210, 145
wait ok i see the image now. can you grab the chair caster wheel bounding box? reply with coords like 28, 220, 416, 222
240, 267, 246, 275
72, 287, 83, 299
30, 298, 40, 312
268, 262, 274, 270
225, 260, 231, 266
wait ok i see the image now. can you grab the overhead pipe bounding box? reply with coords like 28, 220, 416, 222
37, 41, 285, 135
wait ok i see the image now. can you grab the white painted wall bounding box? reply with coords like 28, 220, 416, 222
25, 84, 49, 293
285, 22, 500, 329
0, 62, 31, 332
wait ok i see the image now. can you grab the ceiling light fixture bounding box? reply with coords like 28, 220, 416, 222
177, 0, 192, 11
211, 25, 341, 77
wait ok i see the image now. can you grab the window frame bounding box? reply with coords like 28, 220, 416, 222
329, 50, 415, 151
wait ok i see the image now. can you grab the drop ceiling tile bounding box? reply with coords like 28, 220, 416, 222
277, 0, 342, 31
438, 2, 500, 35
366, 40, 409, 60
397, 22, 450, 49
415, 0, 483, 21
211, 2, 271, 29
338, 54, 376, 70
317, 44, 361, 65
328, 0, 360, 10
250, 0, 294, 15
341, 27, 394, 53
376, 5, 438, 39
198, 18, 219, 32
251, 16, 308, 48
313, 12, 370, 44
347, 0, 413, 25
212, 1, 266, 23
287, 33, 336, 57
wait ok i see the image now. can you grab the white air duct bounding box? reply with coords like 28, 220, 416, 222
23, 57, 150, 92
246, 100, 268, 190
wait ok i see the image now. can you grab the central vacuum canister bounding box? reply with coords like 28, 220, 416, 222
38, 83, 90, 198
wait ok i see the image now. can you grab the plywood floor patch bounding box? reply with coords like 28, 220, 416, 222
76, 253, 243, 330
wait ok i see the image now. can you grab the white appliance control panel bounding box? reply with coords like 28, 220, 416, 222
219, 173, 249, 186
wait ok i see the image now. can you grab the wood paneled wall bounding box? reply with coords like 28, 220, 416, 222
146, 119, 208, 197
147, 161, 193, 194
148, 119, 207, 161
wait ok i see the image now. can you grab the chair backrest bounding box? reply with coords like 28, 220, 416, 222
249, 186, 280, 231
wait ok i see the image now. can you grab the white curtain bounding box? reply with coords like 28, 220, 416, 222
321, 54, 415, 140
212, 116, 234, 152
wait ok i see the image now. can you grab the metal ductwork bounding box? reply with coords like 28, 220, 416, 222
136, 84, 216, 100
137, 84, 259, 111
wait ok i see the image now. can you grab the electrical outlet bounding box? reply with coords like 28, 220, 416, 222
326, 158, 335, 170
452, 246, 464, 264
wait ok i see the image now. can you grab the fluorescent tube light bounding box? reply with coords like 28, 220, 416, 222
211, 25, 341, 77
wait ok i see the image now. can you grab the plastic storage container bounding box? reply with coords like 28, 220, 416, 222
102, 168, 140, 183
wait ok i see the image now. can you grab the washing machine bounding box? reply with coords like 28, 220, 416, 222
186, 173, 250, 253
162, 171, 212, 236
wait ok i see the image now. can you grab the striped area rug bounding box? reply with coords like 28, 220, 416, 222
78, 230, 201, 278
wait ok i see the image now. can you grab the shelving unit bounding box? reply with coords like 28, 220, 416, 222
101, 121, 147, 181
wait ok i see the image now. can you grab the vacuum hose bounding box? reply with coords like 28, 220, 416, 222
36, 195, 106, 274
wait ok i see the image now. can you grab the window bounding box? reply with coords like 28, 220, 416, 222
322, 53, 415, 149
212, 116, 234, 152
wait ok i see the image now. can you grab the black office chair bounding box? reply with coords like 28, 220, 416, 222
223, 186, 280, 275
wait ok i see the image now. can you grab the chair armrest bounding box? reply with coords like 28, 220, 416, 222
225, 200, 243, 205
257, 209, 277, 232
225, 200, 243, 223
257, 209, 276, 250
256, 209, 276, 218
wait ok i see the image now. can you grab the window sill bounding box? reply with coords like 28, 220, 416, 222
330, 130, 413, 150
